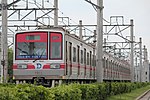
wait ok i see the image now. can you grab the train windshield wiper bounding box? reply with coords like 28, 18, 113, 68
33, 50, 45, 63
17, 47, 28, 55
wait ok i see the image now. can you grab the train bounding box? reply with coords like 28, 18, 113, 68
13, 27, 131, 86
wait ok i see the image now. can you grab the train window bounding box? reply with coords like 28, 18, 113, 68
110, 61, 112, 69
90, 51, 92, 76
87, 52, 89, 65
84, 49, 86, 65
69, 42, 72, 75
77, 46, 80, 75
94, 55, 96, 67
66, 41, 68, 75
102, 58, 105, 68
104, 57, 106, 68
50, 32, 62, 59
77, 46, 80, 63
92, 55, 94, 66
26, 35, 40, 40
51, 42, 61, 58
114, 63, 116, 71
73, 47, 76, 62
145, 72, 147, 75
15, 32, 48, 60
112, 61, 114, 70
69, 42, 72, 62
81, 50, 83, 64
106, 59, 108, 69
90, 51, 92, 66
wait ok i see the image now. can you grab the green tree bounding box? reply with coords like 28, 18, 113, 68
8, 48, 13, 82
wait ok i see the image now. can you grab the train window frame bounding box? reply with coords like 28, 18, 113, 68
49, 32, 63, 60
15, 31, 48, 60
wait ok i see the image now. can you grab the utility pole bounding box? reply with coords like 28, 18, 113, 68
79, 20, 83, 40
130, 19, 134, 82
139, 37, 142, 82
85, 0, 103, 82
96, 0, 103, 82
1, 0, 8, 83
54, 0, 58, 27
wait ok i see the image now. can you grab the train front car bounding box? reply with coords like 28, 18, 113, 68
13, 30, 65, 85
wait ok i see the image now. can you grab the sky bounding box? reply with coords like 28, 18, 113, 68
1, 0, 150, 60
58, 0, 150, 60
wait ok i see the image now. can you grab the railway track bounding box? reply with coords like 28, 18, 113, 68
136, 89, 150, 100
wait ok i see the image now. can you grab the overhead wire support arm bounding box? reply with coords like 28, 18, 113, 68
85, 0, 103, 9
35, 9, 53, 21
7, 0, 21, 8
0, 0, 21, 10
8, 8, 55, 10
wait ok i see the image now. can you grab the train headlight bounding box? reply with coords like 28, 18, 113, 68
17, 64, 27, 69
50, 64, 60, 69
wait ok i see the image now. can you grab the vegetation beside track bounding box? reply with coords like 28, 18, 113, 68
106, 85, 150, 100
0, 82, 149, 100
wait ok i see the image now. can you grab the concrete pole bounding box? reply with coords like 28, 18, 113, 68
130, 19, 134, 82
139, 38, 142, 82
54, 0, 58, 27
0, 32, 1, 83
96, 0, 103, 82
79, 20, 83, 40
1, 0, 8, 83
143, 46, 148, 61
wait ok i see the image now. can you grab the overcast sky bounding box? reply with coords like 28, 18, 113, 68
1, 0, 150, 60
59, 0, 150, 60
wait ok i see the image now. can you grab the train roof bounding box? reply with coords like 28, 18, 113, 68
15, 27, 69, 34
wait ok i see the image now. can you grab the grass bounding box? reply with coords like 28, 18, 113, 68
106, 85, 150, 100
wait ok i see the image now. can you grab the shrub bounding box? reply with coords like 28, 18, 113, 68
0, 82, 149, 100
50, 84, 81, 100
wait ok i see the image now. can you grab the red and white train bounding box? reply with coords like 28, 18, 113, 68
13, 27, 131, 85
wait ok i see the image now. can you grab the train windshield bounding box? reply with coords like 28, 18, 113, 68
15, 32, 48, 60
